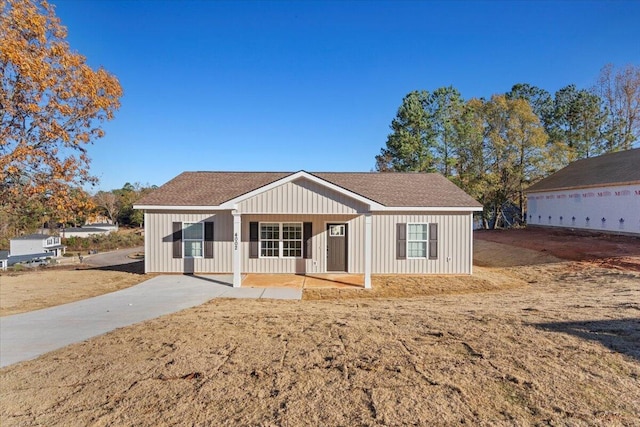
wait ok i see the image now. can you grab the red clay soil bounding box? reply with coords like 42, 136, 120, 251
475, 227, 640, 272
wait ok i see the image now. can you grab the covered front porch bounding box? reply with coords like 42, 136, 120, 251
231, 211, 373, 289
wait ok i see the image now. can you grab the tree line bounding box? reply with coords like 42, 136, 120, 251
0, 182, 155, 248
375, 64, 640, 228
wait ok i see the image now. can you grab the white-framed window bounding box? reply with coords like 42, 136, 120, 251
183, 222, 204, 258
260, 222, 302, 258
407, 223, 428, 258
282, 223, 302, 257
260, 223, 280, 257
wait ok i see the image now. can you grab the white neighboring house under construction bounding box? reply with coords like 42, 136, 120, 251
525, 148, 640, 235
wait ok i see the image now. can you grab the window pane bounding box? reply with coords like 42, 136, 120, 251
185, 241, 202, 257
283, 240, 302, 257
260, 240, 278, 257
183, 223, 203, 240
408, 241, 426, 258
282, 223, 301, 239
408, 224, 427, 241
261, 223, 279, 240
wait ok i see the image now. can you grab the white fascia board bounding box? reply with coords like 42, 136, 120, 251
218, 170, 385, 210
371, 206, 484, 212
526, 180, 640, 194
133, 205, 227, 211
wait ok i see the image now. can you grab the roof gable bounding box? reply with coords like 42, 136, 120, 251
237, 176, 371, 214
527, 148, 640, 193
220, 171, 383, 210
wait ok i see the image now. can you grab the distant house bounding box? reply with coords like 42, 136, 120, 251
10, 234, 66, 258
61, 224, 116, 238
86, 223, 118, 233
526, 149, 640, 235
134, 171, 483, 288
0, 251, 8, 271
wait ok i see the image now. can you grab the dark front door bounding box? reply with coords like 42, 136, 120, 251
327, 223, 347, 272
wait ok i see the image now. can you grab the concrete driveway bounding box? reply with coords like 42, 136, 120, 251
0, 275, 301, 368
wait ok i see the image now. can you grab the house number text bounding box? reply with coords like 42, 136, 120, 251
234, 232, 238, 250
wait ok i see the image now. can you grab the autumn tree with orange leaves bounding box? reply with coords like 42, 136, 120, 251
0, 0, 122, 238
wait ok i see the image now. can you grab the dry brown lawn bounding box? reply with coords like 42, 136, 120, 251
1, 231, 639, 426
0, 267, 147, 316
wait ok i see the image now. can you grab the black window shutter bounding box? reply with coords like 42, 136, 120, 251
172, 222, 182, 259
429, 223, 438, 260
204, 222, 214, 258
303, 222, 313, 259
396, 223, 406, 260
249, 222, 259, 259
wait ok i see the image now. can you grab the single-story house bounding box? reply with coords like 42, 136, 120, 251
61, 226, 113, 238
10, 234, 66, 258
86, 222, 118, 233
134, 171, 483, 288
526, 149, 640, 235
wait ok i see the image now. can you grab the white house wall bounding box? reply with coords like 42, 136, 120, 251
371, 212, 473, 274
144, 210, 234, 273
10, 240, 42, 256
8, 238, 59, 257
144, 210, 474, 275
238, 178, 369, 214
526, 184, 640, 235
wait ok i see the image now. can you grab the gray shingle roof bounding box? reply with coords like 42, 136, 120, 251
527, 148, 640, 193
10, 233, 51, 241
136, 171, 482, 209
63, 227, 109, 233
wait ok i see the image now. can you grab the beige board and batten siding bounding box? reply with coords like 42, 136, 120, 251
144, 210, 233, 273
371, 212, 473, 274
241, 214, 363, 274
238, 178, 369, 214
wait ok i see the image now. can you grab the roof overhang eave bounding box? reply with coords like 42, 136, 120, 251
133, 205, 227, 211
371, 206, 483, 212
526, 180, 640, 194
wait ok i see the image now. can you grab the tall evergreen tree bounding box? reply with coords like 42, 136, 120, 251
552, 85, 606, 161
376, 91, 435, 172
425, 87, 464, 177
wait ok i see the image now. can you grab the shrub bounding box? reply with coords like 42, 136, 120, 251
62, 230, 144, 252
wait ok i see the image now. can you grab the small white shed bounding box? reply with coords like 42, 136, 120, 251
526, 149, 640, 235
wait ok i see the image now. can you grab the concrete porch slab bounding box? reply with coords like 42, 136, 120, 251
242, 273, 365, 289
243, 274, 305, 289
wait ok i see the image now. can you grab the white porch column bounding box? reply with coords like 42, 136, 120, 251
364, 213, 372, 289
232, 210, 242, 287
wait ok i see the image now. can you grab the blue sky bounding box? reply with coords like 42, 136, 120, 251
51, 0, 640, 191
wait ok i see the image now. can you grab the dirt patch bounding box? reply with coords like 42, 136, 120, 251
0, 266, 147, 316
476, 227, 640, 271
